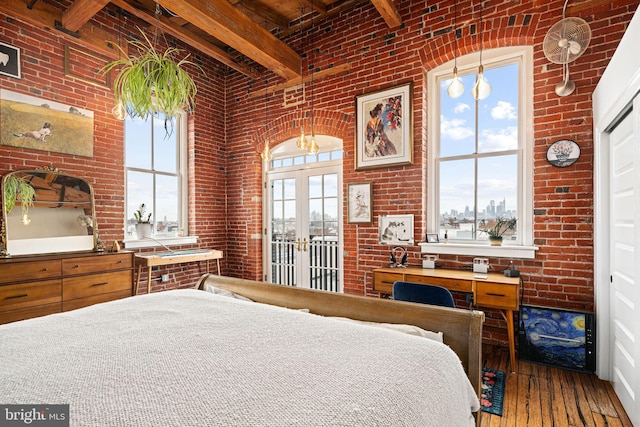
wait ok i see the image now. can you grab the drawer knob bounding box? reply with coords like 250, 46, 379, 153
73, 265, 80, 269
5, 293, 28, 300
42, 268, 48, 272
117, 260, 123, 264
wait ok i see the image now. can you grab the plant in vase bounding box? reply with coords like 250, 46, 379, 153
480, 216, 517, 246
134, 203, 153, 239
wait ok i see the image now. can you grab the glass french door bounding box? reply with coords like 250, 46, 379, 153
267, 166, 342, 292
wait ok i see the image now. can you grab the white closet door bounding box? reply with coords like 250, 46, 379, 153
608, 96, 640, 426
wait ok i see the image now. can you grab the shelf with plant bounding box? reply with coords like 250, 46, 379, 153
3, 175, 36, 218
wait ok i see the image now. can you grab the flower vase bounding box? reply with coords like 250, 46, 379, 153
136, 223, 152, 239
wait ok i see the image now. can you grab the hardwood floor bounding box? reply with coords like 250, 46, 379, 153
481, 345, 634, 426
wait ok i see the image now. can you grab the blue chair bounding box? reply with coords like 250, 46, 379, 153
392, 281, 455, 308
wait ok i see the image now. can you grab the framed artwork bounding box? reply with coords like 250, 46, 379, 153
378, 214, 414, 245
0, 42, 21, 79
1, 89, 94, 157
547, 139, 580, 168
347, 183, 372, 223
426, 233, 439, 243
355, 82, 413, 170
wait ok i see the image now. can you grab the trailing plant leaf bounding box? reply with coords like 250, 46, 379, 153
3, 175, 36, 217
101, 28, 203, 135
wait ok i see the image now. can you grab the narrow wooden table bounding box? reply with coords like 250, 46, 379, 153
135, 249, 223, 294
373, 266, 521, 373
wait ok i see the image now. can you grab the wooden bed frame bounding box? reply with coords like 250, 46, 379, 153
196, 274, 485, 403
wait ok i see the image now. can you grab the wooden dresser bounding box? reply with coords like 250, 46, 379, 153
373, 266, 521, 372
0, 251, 134, 324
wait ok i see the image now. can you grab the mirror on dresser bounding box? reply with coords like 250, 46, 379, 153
1, 166, 103, 257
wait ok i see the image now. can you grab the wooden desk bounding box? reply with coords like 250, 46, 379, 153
135, 250, 223, 294
373, 266, 520, 372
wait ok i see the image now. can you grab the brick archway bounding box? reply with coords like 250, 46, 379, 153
250, 109, 353, 153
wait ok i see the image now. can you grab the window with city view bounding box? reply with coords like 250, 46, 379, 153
125, 112, 187, 239
428, 47, 533, 246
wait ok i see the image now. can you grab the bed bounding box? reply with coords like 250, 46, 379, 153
0, 274, 484, 426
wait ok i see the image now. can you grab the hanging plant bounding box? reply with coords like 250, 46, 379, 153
3, 175, 36, 217
102, 27, 204, 134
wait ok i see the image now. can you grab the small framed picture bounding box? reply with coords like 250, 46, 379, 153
347, 183, 372, 223
0, 42, 21, 79
378, 214, 414, 245
426, 233, 439, 243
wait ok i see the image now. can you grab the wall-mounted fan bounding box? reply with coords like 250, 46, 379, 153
542, 0, 592, 96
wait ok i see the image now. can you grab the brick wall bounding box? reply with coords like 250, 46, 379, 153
224, 0, 639, 345
1, 0, 638, 346
0, 6, 227, 293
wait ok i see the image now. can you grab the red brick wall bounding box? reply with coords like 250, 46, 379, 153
224, 0, 639, 344
0, 6, 227, 293
1, 1, 638, 345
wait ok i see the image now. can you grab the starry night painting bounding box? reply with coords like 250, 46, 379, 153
519, 305, 595, 373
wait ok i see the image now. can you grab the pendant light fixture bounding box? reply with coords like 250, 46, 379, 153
296, 6, 308, 151
260, 19, 272, 162
260, 72, 272, 162
447, 0, 464, 98
307, 0, 319, 155
111, 9, 127, 120
472, 0, 491, 100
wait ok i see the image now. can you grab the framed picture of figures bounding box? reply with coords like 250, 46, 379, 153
347, 182, 372, 223
378, 214, 414, 246
355, 82, 413, 170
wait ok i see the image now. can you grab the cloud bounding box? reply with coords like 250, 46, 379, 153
480, 126, 518, 151
491, 101, 517, 120
440, 115, 473, 140
454, 103, 470, 114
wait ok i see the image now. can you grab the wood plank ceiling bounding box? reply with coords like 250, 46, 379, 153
1, 0, 402, 82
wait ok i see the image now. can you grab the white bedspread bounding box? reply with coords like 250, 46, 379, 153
0, 289, 479, 426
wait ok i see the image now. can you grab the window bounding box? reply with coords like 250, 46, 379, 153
125, 112, 188, 242
427, 46, 534, 251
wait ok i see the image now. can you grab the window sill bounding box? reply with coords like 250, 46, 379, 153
418, 242, 538, 259
123, 235, 199, 250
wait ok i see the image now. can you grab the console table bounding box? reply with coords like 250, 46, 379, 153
135, 249, 223, 294
373, 266, 520, 372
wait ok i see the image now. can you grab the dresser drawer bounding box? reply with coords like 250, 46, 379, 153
373, 271, 402, 293
0, 303, 61, 324
0, 260, 61, 284
63, 271, 133, 301
62, 253, 133, 276
63, 289, 132, 312
0, 280, 62, 312
475, 282, 518, 310
405, 274, 473, 293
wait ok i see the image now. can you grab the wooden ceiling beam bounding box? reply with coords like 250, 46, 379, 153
61, 0, 110, 32
0, 0, 121, 59
157, 0, 301, 81
233, 0, 291, 30
370, 0, 402, 28
111, 0, 261, 79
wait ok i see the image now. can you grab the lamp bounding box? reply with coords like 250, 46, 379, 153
447, 0, 464, 98
295, 6, 308, 151
472, 0, 491, 100
307, 0, 319, 155
261, 61, 272, 162
111, 9, 127, 120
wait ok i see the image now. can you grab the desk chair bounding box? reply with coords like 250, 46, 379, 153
392, 281, 455, 308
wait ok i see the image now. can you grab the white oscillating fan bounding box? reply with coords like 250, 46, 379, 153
543, 0, 592, 96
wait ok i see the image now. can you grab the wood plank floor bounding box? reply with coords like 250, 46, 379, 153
481, 345, 634, 426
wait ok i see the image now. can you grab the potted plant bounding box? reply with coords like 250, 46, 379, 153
101, 28, 204, 135
134, 203, 153, 239
480, 216, 517, 246
3, 175, 36, 219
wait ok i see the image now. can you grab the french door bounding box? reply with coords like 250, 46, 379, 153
266, 165, 342, 291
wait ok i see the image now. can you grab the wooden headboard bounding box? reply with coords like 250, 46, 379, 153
196, 274, 485, 400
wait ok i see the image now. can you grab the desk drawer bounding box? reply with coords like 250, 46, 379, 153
0, 260, 61, 284
476, 282, 517, 310
63, 253, 133, 276
373, 272, 402, 294
63, 271, 133, 301
0, 280, 62, 312
405, 274, 472, 293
